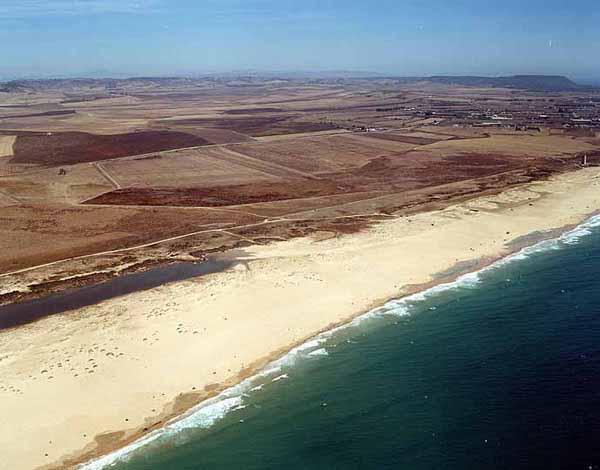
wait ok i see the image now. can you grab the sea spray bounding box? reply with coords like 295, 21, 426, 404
79, 337, 332, 469
308, 348, 329, 357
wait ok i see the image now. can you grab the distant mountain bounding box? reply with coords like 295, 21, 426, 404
424, 75, 581, 91
0, 77, 198, 93
0, 74, 592, 94
0, 81, 30, 93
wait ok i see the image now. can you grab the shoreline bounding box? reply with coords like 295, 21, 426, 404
0, 258, 234, 331
1, 167, 600, 470
79, 209, 600, 469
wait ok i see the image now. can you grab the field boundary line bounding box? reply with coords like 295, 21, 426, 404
93, 162, 121, 189
215, 147, 322, 180
0, 188, 21, 204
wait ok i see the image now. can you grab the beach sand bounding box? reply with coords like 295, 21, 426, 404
1, 167, 600, 469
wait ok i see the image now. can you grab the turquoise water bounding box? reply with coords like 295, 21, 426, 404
89, 216, 600, 470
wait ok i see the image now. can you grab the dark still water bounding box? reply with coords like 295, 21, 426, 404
0, 259, 232, 330
88, 216, 600, 470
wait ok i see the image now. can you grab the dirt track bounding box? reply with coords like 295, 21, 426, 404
0, 78, 598, 303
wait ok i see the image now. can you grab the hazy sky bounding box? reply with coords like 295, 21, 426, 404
1, 0, 599, 79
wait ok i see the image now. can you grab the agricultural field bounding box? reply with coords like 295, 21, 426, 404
10, 130, 211, 165
230, 134, 416, 174
0, 135, 16, 157
0, 163, 113, 204
414, 134, 596, 158
0, 75, 598, 302
99, 148, 283, 190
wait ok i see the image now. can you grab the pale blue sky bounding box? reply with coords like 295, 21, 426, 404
1, 0, 598, 80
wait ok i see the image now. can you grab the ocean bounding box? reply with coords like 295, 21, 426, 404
85, 215, 600, 470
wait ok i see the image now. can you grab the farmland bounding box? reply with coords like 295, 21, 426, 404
0, 135, 16, 157
0, 75, 599, 303
11, 130, 210, 165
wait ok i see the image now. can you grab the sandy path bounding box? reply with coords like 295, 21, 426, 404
92, 162, 121, 189
0, 135, 16, 157
1, 168, 600, 469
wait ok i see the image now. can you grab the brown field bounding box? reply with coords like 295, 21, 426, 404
163, 127, 255, 144
416, 134, 596, 158
401, 131, 456, 140
0, 203, 263, 273
0, 164, 113, 203
99, 148, 282, 189
0, 109, 76, 119
160, 115, 338, 136
86, 179, 351, 207
230, 134, 416, 174
0, 76, 598, 303
224, 107, 285, 114
359, 131, 443, 145
11, 130, 210, 165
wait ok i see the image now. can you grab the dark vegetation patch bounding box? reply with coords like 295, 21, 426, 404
60, 96, 112, 104
224, 107, 284, 115
0, 110, 76, 120
167, 116, 290, 134
133, 154, 162, 161
11, 131, 210, 165
320, 152, 556, 193
273, 121, 339, 135
359, 132, 440, 145
165, 115, 337, 136
85, 180, 355, 207
0, 130, 47, 136
350, 153, 518, 183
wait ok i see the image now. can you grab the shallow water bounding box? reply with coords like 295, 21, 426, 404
87, 216, 600, 470
0, 259, 233, 330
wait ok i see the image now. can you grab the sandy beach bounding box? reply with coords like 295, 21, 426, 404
1, 167, 600, 470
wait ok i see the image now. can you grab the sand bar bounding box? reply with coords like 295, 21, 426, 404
1, 168, 600, 469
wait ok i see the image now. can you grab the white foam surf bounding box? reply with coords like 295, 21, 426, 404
170, 396, 243, 431
79, 213, 600, 469
308, 348, 329, 357
271, 374, 289, 382
79, 335, 332, 469
79, 392, 247, 470
560, 214, 600, 245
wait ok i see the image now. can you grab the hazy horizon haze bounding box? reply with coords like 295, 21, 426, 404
0, 0, 598, 80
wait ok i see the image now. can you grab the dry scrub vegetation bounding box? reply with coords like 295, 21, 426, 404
0, 76, 598, 300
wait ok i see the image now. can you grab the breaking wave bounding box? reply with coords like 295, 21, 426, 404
79, 213, 600, 469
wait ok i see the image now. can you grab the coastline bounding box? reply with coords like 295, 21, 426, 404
77, 218, 600, 470
1, 167, 600, 470
0, 258, 234, 330
80, 209, 600, 470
